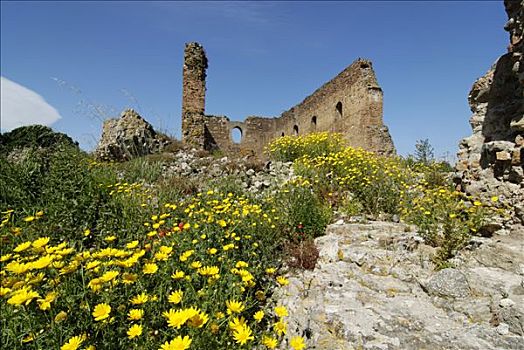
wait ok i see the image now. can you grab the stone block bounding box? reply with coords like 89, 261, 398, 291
456, 161, 469, 171
512, 148, 522, 165
485, 141, 515, 153
423, 268, 471, 299
496, 151, 512, 161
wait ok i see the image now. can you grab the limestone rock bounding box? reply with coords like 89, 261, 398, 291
275, 222, 524, 349
94, 109, 171, 161
511, 115, 524, 131
500, 298, 516, 308
423, 268, 471, 298
158, 148, 294, 196
496, 150, 512, 161
496, 323, 510, 335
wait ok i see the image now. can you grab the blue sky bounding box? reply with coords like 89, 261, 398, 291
1, 1, 508, 158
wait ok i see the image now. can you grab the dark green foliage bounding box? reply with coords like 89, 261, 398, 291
0, 125, 78, 154
423, 161, 454, 188
276, 185, 332, 239
414, 138, 435, 165
0, 143, 152, 244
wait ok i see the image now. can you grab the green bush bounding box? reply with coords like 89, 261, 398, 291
0, 188, 291, 349
275, 182, 332, 239
0, 125, 78, 154
267, 132, 345, 162
269, 132, 498, 267
114, 156, 165, 184
0, 145, 155, 245
400, 185, 496, 268
292, 148, 407, 216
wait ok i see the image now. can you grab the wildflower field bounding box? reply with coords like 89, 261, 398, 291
0, 131, 503, 349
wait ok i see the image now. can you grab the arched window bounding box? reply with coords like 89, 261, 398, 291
231, 127, 242, 144
281, 132, 285, 137
293, 125, 299, 136
336, 102, 343, 118
311, 116, 317, 130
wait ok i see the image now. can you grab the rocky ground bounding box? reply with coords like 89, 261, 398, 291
276, 221, 524, 350
158, 149, 294, 194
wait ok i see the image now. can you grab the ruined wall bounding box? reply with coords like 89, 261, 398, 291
181, 42, 395, 156
202, 115, 278, 154
275, 59, 395, 155
455, 0, 524, 225
182, 42, 207, 147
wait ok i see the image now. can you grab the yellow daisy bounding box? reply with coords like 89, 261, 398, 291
168, 290, 183, 304
159, 335, 192, 350
290, 336, 306, 350
143, 263, 158, 274
128, 308, 144, 321
92, 303, 111, 321
127, 324, 142, 339
60, 334, 86, 350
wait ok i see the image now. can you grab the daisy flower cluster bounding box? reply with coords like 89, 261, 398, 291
0, 189, 305, 349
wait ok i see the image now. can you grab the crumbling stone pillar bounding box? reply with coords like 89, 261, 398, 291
182, 42, 208, 148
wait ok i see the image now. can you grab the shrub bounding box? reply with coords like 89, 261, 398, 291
0, 125, 78, 154
0, 145, 155, 244
292, 146, 408, 215
114, 156, 165, 184
207, 175, 246, 197
267, 132, 345, 162
0, 147, 48, 208
269, 131, 497, 267
275, 181, 332, 239
155, 176, 201, 199
400, 185, 497, 268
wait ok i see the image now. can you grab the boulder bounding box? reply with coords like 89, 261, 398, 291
94, 109, 172, 161
423, 268, 471, 298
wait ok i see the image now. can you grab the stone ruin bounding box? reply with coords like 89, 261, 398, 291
94, 109, 172, 161
94, 43, 396, 161
455, 0, 524, 225
181, 42, 396, 156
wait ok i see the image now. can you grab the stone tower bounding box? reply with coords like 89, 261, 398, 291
182, 42, 208, 148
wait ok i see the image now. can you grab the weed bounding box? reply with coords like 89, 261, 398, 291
285, 237, 319, 270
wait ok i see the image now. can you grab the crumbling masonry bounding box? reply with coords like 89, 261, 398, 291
455, 0, 523, 225
181, 42, 396, 156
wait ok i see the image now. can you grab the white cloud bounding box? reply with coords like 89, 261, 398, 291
1, 76, 62, 131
